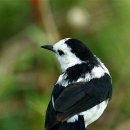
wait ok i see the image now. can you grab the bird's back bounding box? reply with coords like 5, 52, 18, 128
45, 60, 112, 130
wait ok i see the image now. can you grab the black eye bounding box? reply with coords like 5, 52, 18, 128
58, 50, 64, 56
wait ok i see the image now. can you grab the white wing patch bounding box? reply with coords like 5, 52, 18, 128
91, 66, 105, 78
96, 56, 110, 75
52, 96, 55, 109
57, 73, 69, 87
67, 115, 78, 123
77, 65, 105, 82
57, 64, 106, 87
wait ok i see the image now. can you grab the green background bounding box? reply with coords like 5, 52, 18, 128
0, 0, 130, 130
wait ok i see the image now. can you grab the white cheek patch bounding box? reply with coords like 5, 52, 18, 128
53, 38, 82, 71
59, 53, 82, 71
53, 39, 72, 52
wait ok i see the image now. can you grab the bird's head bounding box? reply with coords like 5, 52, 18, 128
41, 38, 93, 71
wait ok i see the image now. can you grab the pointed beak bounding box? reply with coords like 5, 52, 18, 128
41, 45, 55, 53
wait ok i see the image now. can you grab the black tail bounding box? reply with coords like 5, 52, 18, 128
48, 116, 86, 130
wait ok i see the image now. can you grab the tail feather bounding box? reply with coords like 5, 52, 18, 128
48, 116, 86, 130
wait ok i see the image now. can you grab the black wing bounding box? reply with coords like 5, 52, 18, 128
55, 73, 112, 121
45, 73, 112, 129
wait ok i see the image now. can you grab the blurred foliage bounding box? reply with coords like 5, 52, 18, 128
0, 0, 31, 44
0, 0, 130, 130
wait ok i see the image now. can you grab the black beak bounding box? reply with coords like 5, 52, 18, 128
41, 45, 55, 52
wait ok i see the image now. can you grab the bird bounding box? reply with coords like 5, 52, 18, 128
41, 38, 112, 130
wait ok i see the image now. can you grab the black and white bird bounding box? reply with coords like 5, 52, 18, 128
41, 38, 112, 130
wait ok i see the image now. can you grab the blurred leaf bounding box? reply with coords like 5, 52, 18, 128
0, 0, 31, 42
